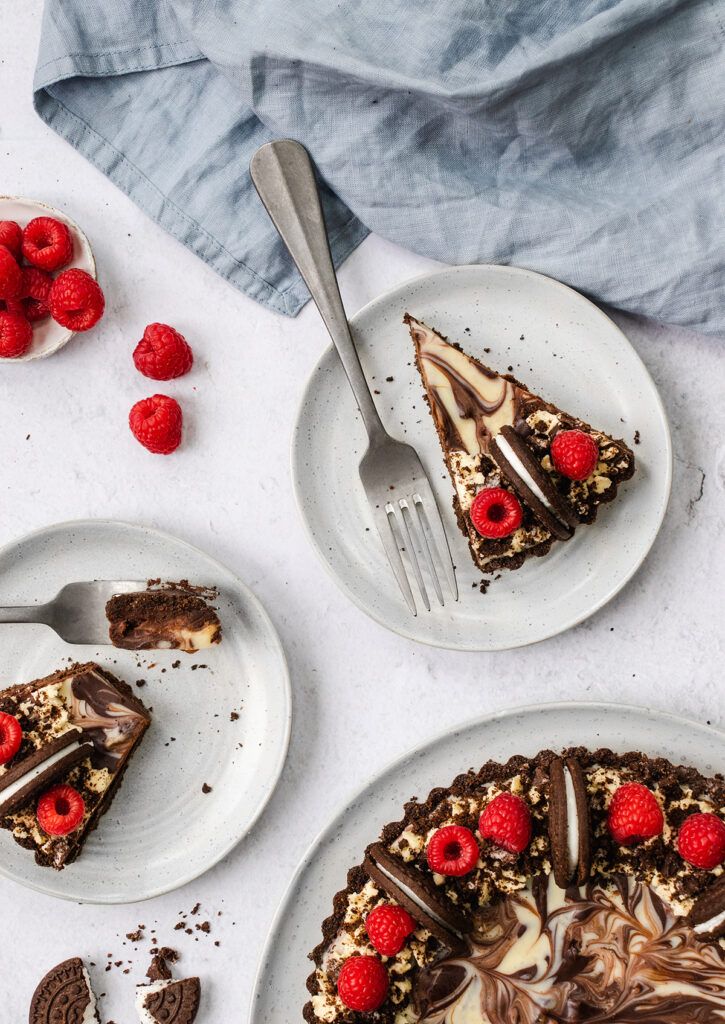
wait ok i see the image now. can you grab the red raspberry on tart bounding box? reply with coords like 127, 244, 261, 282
337, 955, 388, 1012
470, 487, 523, 539
48, 269, 105, 332
36, 784, 86, 836
0, 245, 23, 300
133, 323, 194, 380
0, 712, 22, 765
365, 904, 416, 957
0, 220, 22, 258
0, 310, 33, 358
129, 394, 183, 454
479, 791, 532, 853
21, 216, 73, 271
426, 824, 479, 876
677, 812, 725, 870
550, 429, 599, 481
607, 782, 663, 846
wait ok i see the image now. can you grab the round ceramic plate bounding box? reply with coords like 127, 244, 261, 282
250, 702, 724, 1023
292, 265, 672, 650
0, 520, 291, 903
0, 196, 96, 360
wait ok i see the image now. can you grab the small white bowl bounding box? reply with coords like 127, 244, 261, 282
0, 195, 96, 360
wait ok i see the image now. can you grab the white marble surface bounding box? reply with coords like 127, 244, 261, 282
1, 5, 723, 1022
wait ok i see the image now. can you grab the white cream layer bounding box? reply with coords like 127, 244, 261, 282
81, 965, 98, 1023
0, 736, 84, 811
695, 908, 725, 935
135, 979, 172, 1023
563, 766, 579, 879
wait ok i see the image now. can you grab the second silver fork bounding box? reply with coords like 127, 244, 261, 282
250, 139, 457, 614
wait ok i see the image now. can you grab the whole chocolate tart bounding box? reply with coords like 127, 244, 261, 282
406, 316, 636, 573
305, 747, 725, 1023
0, 662, 150, 869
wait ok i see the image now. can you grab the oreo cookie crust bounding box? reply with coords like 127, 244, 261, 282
29, 957, 99, 1024
688, 875, 725, 940
305, 748, 725, 1023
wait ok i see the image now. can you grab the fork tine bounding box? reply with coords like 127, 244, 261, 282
397, 500, 431, 611
413, 488, 459, 601
406, 499, 444, 606
370, 504, 417, 616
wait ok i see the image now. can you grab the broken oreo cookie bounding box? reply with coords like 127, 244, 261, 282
136, 976, 201, 1024
29, 957, 99, 1024
548, 756, 591, 887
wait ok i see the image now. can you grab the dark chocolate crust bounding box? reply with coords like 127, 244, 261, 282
304, 747, 724, 1024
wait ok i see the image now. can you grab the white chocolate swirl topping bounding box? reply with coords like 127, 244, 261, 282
415, 874, 725, 1023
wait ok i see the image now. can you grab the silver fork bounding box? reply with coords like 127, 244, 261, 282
250, 139, 458, 614
0, 581, 145, 645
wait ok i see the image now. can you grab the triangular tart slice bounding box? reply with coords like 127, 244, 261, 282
0, 662, 150, 869
405, 315, 635, 573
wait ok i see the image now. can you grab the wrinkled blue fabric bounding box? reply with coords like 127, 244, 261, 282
34, 0, 724, 331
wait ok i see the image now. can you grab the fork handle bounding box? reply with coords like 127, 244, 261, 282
250, 139, 387, 444
0, 604, 51, 625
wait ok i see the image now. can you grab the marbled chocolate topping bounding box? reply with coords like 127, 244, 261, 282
415, 874, 725, 1023
65, 668, 150, 771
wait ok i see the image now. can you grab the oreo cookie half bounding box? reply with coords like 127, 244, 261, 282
29, 957, 99, 1024
548, 757, 591, 887
490, 425, 577, 541
136, 977, 201, 1024
0, 729, 92, 816
687, 875, 725, 940
364, 843, 470, 953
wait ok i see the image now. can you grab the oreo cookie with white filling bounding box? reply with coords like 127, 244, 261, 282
687, 875, 725, 940
29, 957, 99, 1023
548, 756, 591, 887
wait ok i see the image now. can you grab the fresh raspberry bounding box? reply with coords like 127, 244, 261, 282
607, 782, 664, 846
0, 220, 22, 258
337, 956, 388, 1012
479, 792, 532, 854
0, 712, 22, 765
0, 245, 23, 300
36, 784, 86, 836
21, 216, 73, 271
0, 310, 33, 358
550, 429, 599, 481
677, 813, 725, 870
13, 266, 52, 323
426, 824, 479, 876
365, 904, 416, 957
133, 323, 194, 380
470, 487, 523, 539
129, 394, 183, 454
48, 268, 105, 332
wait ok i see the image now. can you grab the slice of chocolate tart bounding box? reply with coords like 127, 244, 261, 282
0, 662, 150, 869
406, 315, 635, 573
106, 588, 221, 653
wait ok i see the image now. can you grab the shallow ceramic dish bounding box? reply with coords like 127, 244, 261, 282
0, 519, 291, 903
292, 265, 672, 650
0, 196, 96, 360
250, 702, 724, 1023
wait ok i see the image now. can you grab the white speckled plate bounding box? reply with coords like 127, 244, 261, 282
292, 266, 672, 650
0, 520, 291, 903
250, 702, 724, 1024
0, 196, 96, 360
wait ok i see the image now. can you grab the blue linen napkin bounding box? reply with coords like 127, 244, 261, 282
34, 0, 724, 332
